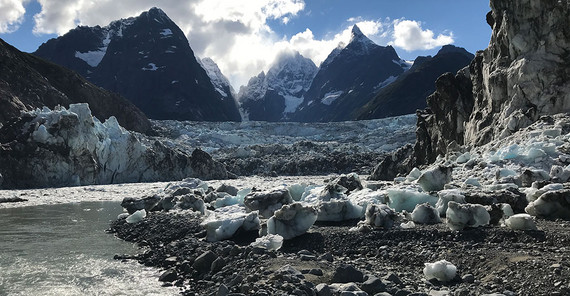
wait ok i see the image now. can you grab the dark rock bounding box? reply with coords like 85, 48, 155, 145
211, 257, 226, 274
158, 268, 178, 282
216, 184, 239, 196
330, 173, 363, 193
331, 264, 364, 283
360, 276, 387, 294
384, 272, 402, 285
193, 251, 217, 274
370, 144, 414, 181
413, 71, 474, 166
121, 195, 161, 214
462, 273, 475, 283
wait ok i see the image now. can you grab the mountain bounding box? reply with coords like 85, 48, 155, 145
355, 45, 474, 119
34, 7, 241, 122
0, 38, 151, 134
290, 25, 409, 122
237, 51, 318, 121
198, 57, 236, 101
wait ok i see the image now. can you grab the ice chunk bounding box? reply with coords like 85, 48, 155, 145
363, 203, 398, 229
287, 183, 307, 201
201, 206, 261, 241
423, 260, 457, 282
435, 189, 466, 217
406, 167, 422, 181
178, 194, 205, 214
267, 203, 317, 239
525, 183, 563, 202
417, 166, 452, 192
347, 189, 388, 210
462, 178, 481, 187
249, 234, 284, 251
387, 188, 438, 212
496, 168, 517, 179
446, 201, 490, 230
126, 209, 146, 224
315, 199, 363, 222
505, 214, 537, 230
411, 203, 441, 224
525, 189, 570, 219
455, 152, 471, 164
244, 188, 293, 218
165, 178, 209, 194
520, 169, 550, 187
550, 165, 570, 182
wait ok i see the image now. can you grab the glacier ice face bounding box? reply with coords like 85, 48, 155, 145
0, 103, 227, 189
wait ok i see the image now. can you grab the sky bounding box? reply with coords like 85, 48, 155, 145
0, 0, 492, 89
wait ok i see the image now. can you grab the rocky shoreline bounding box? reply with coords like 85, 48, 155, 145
109, 208, 569, 296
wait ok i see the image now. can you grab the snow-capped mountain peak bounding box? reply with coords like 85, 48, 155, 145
238, 51, 317, 121
347, 25, 378, 55
198, 57, 235, 98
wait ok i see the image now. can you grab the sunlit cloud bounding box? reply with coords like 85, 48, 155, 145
391, 19, 454, 51
0, 0, 28, 33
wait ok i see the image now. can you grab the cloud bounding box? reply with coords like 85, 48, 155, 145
391, 19, 453, 51
0, 0, 27, 33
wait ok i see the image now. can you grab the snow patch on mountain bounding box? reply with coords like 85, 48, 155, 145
160, 28, 173, 36
283, 95, 304, 113
75, 50, 107, 67
198, 57, 235, 98
321, 91, 343, 105
374, 76, 397, 90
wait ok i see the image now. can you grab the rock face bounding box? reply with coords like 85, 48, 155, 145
0, 103, 227, 189
291, 25, 408, 122
357, 45, 474, 120
415, 0, 570, 165
0, 38, 151, 134
238, 51, 317, 121
34, 7, 241, 122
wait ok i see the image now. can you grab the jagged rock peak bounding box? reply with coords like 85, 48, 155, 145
436, 44, 474, 59
350, 25, 374, 45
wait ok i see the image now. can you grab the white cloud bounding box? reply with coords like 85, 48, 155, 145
0, 0, 27, 33
391, 19, 453, 51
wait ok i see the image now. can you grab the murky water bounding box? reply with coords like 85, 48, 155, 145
0, 202, 177, 296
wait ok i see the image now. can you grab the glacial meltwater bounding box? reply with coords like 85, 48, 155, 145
0, 201, 177, 296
